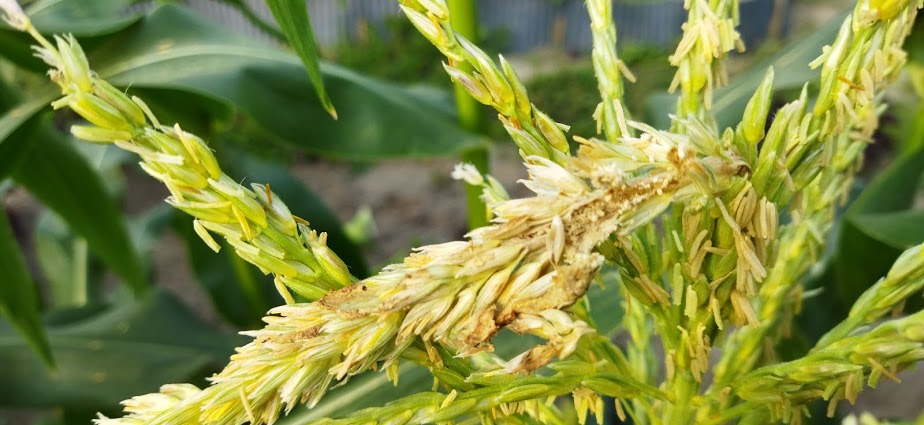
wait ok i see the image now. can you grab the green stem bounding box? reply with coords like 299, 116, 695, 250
461, 148, 489, 228
665, 369, 697, 425
623, 298, 659, 424
448, 0, 489, 230
72, 238, 88, 306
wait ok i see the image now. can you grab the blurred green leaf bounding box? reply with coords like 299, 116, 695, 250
266, 0, 336, 117
0, 75, 26, 179
126, 204, 175, 261
0, 290, 247, 408
222, 150, 369, 278
32, 143, 142, 308
0, 204, 54, 367
848, 150, 924, 214
25, 0, 144, 36
5, 4, 481, 164
835, 146, 924, 308
0, 28, 40, 71
403, 85, 458, 118
90, 4, 485, 160
42, 303, 108, 326
12, 128, 148, 295
777, 184, 863, 366
852, 210, 924, 248
903, 5, 924, 65
646, 12, 846, 130
0, 0, 146, 72
34, 407, 122, 425
0, 89, 56, 180
587, 268, 625, 336
0, 90, 62, 150
0, 120, 36, 181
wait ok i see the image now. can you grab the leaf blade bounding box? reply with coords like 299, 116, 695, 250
265, 0, 336, 118
0, 89, 57, 178
835, 146, 924, 308
25, 0, 146, 36
852, 210, 924, 249
91, 5, 485, 160
0, 291, 246, 407
12, 128, 148, 295
0, 204, 54, 367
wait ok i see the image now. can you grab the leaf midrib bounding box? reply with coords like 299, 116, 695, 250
100, 44, 300, 79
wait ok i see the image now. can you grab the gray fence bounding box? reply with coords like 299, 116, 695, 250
183, 0, 791, 53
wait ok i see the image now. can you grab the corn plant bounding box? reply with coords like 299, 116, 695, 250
2, 0, 924, 423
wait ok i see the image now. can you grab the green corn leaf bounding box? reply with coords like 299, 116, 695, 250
0, 88, 56, 144
835, 146, 924, 310
0, 204, 54, 367
265, 0, 336, 118
24, 0, 145, 36
33, 145, 141, 309
851, 210, 924, 249
587, 267, 625, 336
0, 290, 246, 408
787, 146, 924, 363
12, 128, 148, 295
0, 0, 146, 73
89, 4, 485, 160
4, 5, 483, 162
844, 149, 924, 215
0, 87, 55, 180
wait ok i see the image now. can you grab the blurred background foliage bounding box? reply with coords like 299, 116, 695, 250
0, 0, 923, 424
